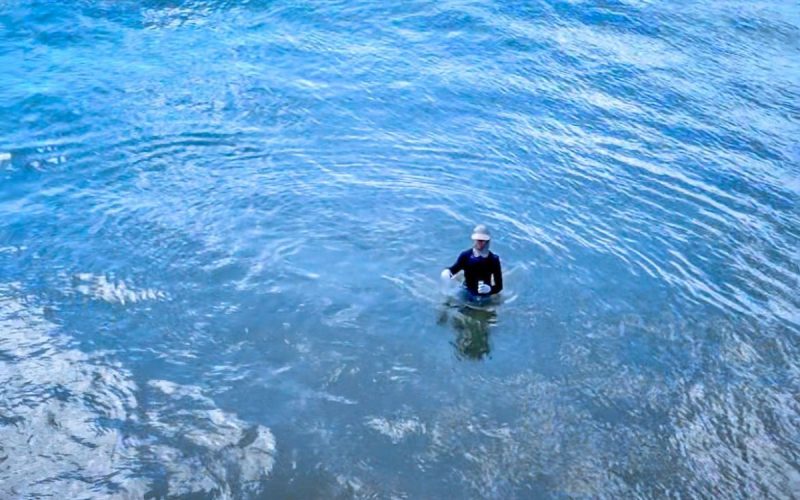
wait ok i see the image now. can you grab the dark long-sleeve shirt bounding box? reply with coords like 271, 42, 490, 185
448, 250, 503, 295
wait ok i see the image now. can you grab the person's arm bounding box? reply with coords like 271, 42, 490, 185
448, 251, 467, 276
491, 256, 503, 294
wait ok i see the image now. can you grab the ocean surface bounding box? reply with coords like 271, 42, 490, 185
1, 0, 799, 497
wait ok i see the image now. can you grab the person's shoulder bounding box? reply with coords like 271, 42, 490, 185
459, 249, 472, 259
489, 251, 501, 261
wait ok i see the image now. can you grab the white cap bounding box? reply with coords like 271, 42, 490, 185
471, 224, 491, 241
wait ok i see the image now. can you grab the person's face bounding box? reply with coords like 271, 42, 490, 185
473, 239, 488, 251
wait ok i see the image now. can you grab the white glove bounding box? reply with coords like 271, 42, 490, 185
440, 269, 453, 280
477, 282, 491, 294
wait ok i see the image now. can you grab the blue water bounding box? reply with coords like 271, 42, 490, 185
1, 0, 799, 497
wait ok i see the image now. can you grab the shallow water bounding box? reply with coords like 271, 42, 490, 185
1, 0, 799, 497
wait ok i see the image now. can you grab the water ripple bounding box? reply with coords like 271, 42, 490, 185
1, 0, 798, 496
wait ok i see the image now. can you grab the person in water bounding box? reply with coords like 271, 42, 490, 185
441, 224, 503, 297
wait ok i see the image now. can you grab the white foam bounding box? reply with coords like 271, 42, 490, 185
73, 273, 167, 305
366, 416, 426, 444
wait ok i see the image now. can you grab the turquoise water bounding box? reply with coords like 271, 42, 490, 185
1, 0, 799, 497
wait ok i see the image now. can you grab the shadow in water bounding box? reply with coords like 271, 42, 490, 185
438, 294, 499, 361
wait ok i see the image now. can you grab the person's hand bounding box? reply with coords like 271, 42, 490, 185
440, 269, 452, 280
477, 283, 491, 294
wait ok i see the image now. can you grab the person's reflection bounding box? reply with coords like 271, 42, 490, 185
438, 301, 498, 360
